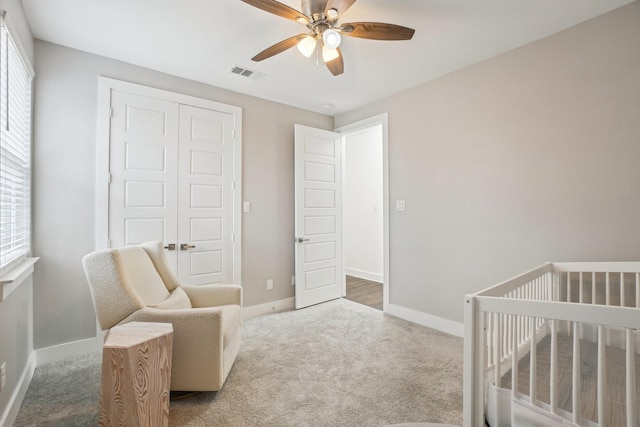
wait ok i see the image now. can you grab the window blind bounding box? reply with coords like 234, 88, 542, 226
0, 15, 33, 276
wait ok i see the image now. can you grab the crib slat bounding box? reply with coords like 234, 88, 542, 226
636, 273, 639, 308
597, 325, 607, 426
566, 272, 572, 335
606, 272, 611, 306
529, 317, 537, 404
495, 313, 501, 386
579, 273, 584, 337
573, 322, 581, 424
487, 313, 493, 372
621, 272, 626, 307
592, 272, 597, 305
550, 319, 558, 414
511, 315, 518, 398
626, 328, 637, 427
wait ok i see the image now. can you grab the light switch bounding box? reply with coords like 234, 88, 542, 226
243, 201, 251, 213
396, 200, 406, 211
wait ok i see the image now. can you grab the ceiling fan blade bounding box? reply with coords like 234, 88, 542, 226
252, 34, 308, 61
325, 48, 344, 76
241, 0, 309, 24
325, 0, 357, 17
340, 22, 415, 40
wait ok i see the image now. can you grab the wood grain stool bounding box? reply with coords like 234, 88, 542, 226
99, 321, 173, 427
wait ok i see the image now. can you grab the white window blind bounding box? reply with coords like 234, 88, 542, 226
0, 14, 33, 276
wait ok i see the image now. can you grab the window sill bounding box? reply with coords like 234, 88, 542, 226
0, 257, 39, 302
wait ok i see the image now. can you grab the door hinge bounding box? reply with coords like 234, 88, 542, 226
231, 181, 235, 191
107, 173, 112, 184
231, 233, 235, 243
108, 107, 113, 119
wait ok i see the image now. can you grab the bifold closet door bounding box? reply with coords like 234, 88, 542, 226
108, 90, 180, 268
177, 104, 235, 285
108, 90, 235, 285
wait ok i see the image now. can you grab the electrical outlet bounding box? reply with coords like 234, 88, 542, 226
267, 279, 273, 290
0, 362, 6, 392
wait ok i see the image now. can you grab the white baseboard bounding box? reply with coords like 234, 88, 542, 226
345, 268, 383, 283
0, 351, 35, 427
243, 297, 295, 320
386, 303, 464, 338
36, 337, 99, 366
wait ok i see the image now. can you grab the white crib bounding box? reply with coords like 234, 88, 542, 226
463, 262, 640, 427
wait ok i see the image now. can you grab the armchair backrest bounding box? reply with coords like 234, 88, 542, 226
82, 241, 181, 330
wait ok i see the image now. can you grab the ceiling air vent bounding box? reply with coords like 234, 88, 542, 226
229, 65, 265, 81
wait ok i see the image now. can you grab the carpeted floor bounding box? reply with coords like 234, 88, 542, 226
15, 298, 464, 427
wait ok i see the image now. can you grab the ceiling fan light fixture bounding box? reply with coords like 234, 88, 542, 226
297, 35, 317, 57
322, 29, 341, 49
322, 45, 339, 62
326, 8, 339, 21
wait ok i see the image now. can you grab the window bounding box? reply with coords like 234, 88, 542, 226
0, 13, 34, 277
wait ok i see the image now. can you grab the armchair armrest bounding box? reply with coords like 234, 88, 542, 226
181, 284, 242, 308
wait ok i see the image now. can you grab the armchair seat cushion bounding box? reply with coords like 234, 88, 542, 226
150, 287, 192, 310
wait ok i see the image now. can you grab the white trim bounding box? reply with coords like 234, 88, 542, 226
242, 297, 295, 321
386, 303, 464, 338
0, 351, 35, 427
232, 110, 243, 284
35, 337, 98, 366
0, 257, 38, 301
345, 268, 383, 283
95, 79, 111, 250
335, 113, 389, 311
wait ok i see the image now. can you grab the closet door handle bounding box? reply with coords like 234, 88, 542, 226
180, 243, 196, 250
164, 243, 176, 250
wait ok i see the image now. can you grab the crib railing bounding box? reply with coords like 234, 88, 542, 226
463, 262, 640, 427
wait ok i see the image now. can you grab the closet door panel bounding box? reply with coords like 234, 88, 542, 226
109, 90, 179, 269
177, 104, 235, 285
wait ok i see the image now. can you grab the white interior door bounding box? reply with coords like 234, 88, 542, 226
177, 104, 235, 285
108, 90, 180, 267
294, 124, 343, 309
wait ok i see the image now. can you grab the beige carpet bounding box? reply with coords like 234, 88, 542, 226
15, 298, 463, 426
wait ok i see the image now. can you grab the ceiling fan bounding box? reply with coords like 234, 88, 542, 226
240, 0, 415, 76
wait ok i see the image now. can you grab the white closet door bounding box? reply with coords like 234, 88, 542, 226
108, 90, 179, 267
177, 104, 235, 285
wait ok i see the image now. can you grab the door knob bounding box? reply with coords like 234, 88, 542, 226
164, 243, 176, 250
295, 237, 310, 243
180, 243, 196, 250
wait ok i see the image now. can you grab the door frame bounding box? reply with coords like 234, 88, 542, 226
95, 77, 243, 282
335, 113, 390, 310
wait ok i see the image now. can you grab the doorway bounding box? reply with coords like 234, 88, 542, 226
336, 115, 389, 311
293, 114, 389, 311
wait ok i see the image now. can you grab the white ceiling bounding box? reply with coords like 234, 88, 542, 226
21, 0, 633, 115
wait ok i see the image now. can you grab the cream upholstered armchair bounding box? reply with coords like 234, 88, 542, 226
82, 241, 242, 392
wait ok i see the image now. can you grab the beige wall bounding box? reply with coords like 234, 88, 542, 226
32, 41, 333, 349
336, 2, 640, 323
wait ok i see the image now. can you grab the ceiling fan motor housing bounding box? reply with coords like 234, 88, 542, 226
301, 0, 329, 19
